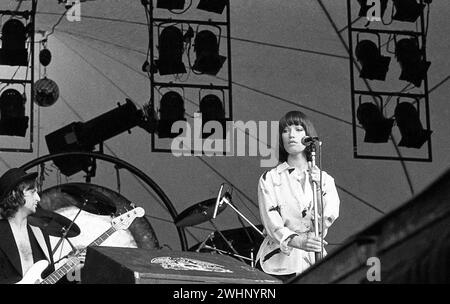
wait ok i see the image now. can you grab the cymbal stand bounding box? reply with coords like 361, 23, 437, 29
215, 196, 264, 237
52, 199, 85, 256
195, 232, 215, 252
208, 220, 246, 264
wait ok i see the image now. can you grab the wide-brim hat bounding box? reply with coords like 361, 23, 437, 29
0, 168, 38, 201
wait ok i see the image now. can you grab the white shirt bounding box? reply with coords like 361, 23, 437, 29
256, 162, 340, 275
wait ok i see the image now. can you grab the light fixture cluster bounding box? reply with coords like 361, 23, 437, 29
0, 15, 32, 138
154, 23, 226, 77
355, 35, 430, 87
357, 98, 431, 148
152, 1, 230, 141
352, 1, 433, 152
156, 89, 226, 139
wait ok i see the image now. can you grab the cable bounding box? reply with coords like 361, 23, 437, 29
39, 8, 70, 43
36, 12, 348, 60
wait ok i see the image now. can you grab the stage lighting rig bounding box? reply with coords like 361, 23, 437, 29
156, 25, 187, 75
355, 39, 391, 81
394, 101, 432, 149
192, 29, 226, 75
0, 88, 29, 137
395, 37, 430, 87
157, 91, 186, 138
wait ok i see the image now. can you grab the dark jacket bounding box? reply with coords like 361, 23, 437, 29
0, 219, 54, 284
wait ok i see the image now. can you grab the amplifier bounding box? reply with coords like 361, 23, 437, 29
81, 246, 281, 284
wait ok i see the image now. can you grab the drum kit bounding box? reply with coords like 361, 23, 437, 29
174, 184, 264, 267
31, 183, 263, 267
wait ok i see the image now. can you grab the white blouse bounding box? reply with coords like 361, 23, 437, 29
256, 162, 340, 275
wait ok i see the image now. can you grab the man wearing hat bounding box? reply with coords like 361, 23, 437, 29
0, 168, 54, 284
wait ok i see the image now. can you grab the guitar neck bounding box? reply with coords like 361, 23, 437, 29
41, 226, 117, 284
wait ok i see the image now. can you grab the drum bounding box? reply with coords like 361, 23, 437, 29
39, 183, 160, 269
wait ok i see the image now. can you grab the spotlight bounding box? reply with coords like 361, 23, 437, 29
394, 102, 431, 149
199, 94, 225, 138
357, 0, 388, 20
156, 0, 185, 10
45, 99, 145, 176
197, 0, 227, 14
0, 89, 29, 137
192, 30, 226, 75
392, 0, 425, 23
395, 38, 430, 87
34, 77, 60, 107
355, 39, 391, 81
158, 91, 186, 138
156, 26, 187, 75
357, 102, 394, 143
0, 19, 28, 66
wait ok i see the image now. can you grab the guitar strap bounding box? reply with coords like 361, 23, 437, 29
30, 226, 51, 263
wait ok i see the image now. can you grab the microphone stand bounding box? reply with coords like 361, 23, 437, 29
307, 142, 323, 262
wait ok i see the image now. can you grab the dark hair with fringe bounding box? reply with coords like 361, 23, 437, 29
0, 179, 37, 219
278, 111, 318, 163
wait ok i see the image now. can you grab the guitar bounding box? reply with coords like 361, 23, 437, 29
17, 207, 145, 284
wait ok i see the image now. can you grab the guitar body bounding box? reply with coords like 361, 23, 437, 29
16, 260, 49, 284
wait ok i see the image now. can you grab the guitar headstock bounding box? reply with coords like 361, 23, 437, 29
111, 207, 145, 231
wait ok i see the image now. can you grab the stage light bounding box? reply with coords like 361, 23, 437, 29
0, 89, 29, 137
357, 0, 388, 20
192, 30, 226, 75
197, 0, 227, 14
392, 0, 425, 23
355, 39, 391, 81
156, 26, 186, 75
156, 0, 185, 10
34, 77, 60, 107
199, 94, 225, 138
357, 102, 394, 143
395, 38, 430, 87
0, 19, 28, 66
157, 91, 186, 138
45, 99, 146, 176
394, 102, 431, 149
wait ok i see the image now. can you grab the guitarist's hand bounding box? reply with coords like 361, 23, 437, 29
288, 232, 327, 252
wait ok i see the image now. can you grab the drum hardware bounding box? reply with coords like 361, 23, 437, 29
182, 184, 263, 267
212, 184, 264, 237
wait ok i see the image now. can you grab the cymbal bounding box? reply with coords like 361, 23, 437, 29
29, 206, 81, 238
174, 198, 227, 227
58, 183, 116, 215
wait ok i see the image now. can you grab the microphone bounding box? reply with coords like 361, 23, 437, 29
301, 136, 319, 146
